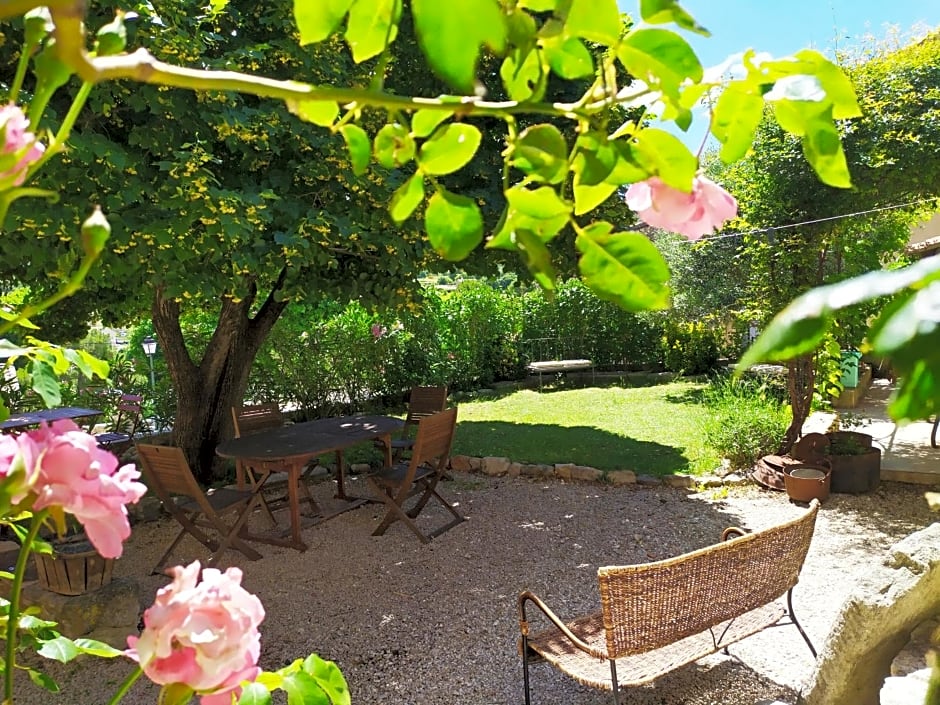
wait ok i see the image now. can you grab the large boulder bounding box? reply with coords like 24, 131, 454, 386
804, 522, 940, 705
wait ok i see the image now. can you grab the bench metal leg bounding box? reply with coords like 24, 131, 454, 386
522, 637, 533, 705
788, 589, 817, 658
610, 660, 621, 705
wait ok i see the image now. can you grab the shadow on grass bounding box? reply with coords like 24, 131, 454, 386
452, 420, 691, 475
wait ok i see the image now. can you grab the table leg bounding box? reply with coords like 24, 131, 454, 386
334, 449, 347, 500
380, 432, 392, 468
286, 462, 305, 550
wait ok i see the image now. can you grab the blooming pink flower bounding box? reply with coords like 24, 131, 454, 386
371, 323, 387, 339
624, 175, 738, 240
28, 420, 146, 558
0, 104, 45, 186
0, 432, 41, 510
127, 562, 265, 704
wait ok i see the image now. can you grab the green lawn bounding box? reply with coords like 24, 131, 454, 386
451, 382, 719, 476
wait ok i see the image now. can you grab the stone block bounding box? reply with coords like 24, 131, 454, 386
554, 463, 574, 480
19, 577, 141, 648
804, 523, 940, 705
521, 464, 553, 479
663, 474, 695, 488
607, 470, 636, 486
450, 455, 473, 472
467, 456, 482, 471
570, 465, 601, 483
349, 463, 371, 474
506, 462, 522, 478
482, 456, 511, 476
636, 474, 662, 485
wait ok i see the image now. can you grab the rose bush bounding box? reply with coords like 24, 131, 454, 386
127, 562, 264, 705
28, 419, 145, 559
0, 104, 44, 188
624, 175, 739, 241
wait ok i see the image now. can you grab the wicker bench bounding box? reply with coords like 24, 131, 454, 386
517, 500, 820, 705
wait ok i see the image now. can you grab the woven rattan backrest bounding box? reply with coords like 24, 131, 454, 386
232, 403, 284, 437
136, 443, 204, 501
597, 500, 819, 659
410, 406, 458, 472
405, 386, 448, 424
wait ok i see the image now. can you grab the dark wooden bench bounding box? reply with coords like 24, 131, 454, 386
517, 500, 820, 704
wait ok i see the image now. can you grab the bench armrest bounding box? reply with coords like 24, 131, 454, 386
722, 526, 747, 541
517, 590, 608, 659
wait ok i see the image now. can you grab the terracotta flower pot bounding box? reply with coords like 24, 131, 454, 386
784, 464, 831, 504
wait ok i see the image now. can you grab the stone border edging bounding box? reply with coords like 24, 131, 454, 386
448, 455, 749, 489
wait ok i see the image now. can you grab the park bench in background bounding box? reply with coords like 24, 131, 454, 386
517, 500, 820, 705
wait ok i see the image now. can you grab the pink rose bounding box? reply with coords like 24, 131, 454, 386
28, 420, 146, 558
624, 175, 738, 240
0, 104, 45, 187
127, 562, 265, 704
0, 432, 41, 510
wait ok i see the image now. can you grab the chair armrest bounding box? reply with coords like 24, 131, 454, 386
517, 590, 608, 659
722, 526, 748, 541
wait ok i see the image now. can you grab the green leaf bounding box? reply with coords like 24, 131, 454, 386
339, 124, 371, 175
711, 83, 763, 163
294, 0, 355, 45
37, 636, 79, 663
417, 124, 482, 175
373, 123, 416, 168
412, 0, 507, 92
238, 681, 273, 705
889, 360, 939, 423
801, 112, 852, 188
576, 223, 671, 311
564, 0, 621, 46
736, 258, 940, 372
618, 29, 703, 88
27, 667, 59, 693
389, 173, 425, 223
302, 654, 351, 705
411, 110, 451, 139
487, 207, 569, 250
506, 185, 570, 219
511, 124, 568, 184
515, 229, 557, 290
286, 99, 339, 127
282, 671, 331, 705
345, 0, 400, 63
791, 49, 862, 119
573, 179, 618, 215
500, 49, 544, 102
628, 128, 696, 192
73, 638, 123, 658
159, 682, 196, 705
519, 0, 558, 9
30, 360, 61, 408
868, 281, 940, 362
425, 190, 483, 260
542, 36, 594, 80
639, 0, 710, 35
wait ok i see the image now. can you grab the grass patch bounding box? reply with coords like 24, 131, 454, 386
452, 382, 720, 476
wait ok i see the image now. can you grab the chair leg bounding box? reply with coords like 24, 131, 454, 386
787, 589, 817, 658
522, 638, 533, 705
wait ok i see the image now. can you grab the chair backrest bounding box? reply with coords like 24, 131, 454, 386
231, 403, 285, 438
405, 386, 448, 425
597, 499, 819, 659
111, 393, 143, 435
410, 406, 458, 472
136, 443, 205, 502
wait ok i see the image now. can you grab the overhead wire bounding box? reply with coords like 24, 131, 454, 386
666, 196, 940, 245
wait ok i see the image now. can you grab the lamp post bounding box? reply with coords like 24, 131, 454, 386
141, 335, 157, 390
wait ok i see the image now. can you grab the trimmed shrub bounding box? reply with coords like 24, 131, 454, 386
662, 321, 721, 374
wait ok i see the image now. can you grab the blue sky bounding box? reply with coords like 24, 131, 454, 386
616, 0, 940, 148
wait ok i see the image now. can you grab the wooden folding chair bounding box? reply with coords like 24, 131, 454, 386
95, 393, 143, 453
136, 443, 264, 575
379, 386, 449, 462
231, 403, 317, 523
368, 406, 465, 543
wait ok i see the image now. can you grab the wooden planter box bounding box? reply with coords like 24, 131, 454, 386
33, 540, 114, 596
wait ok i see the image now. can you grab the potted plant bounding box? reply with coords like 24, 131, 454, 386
32, 525, 115, 596
824, 429, 881, 494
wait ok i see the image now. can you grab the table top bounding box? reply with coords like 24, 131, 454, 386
216, 414, 403, 464
0, 407, 103, 432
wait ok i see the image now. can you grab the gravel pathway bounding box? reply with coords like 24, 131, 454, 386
14, 473, 938, 705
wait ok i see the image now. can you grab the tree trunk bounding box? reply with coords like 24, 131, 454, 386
779, 354, 815, 455
152, 274, 289, 484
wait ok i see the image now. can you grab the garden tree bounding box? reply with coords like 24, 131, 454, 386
1, 0, 447, 479
714, 31, 940, 451
1, 0, 863, 484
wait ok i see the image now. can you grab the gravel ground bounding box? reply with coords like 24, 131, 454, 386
13, 473, 939, 705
